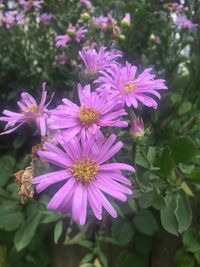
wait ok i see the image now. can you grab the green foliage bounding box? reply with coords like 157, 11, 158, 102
0, 0, 200, 266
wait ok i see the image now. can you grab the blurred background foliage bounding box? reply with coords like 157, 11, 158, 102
0, 0, 200, 266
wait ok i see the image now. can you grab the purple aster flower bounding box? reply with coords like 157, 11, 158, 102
4, 11, 15, 28
130, 118, 144, 138
48, 84, 128, 142
0, 83, 52, 136
96, 62, 167, 109
55, 34, 71, 47
40, 12, 53, 24
93, 13, 118, 33
18, 0, 42, 9
32, 134, 135, 225
79, 47, 121, 77
55, 24, 87, 47
176, 15, 198, 31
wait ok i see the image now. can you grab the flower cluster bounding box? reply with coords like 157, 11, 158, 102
176, 16, 198, 31
0, 46, 167, 225
0, 10, 24, 28
18, 0, 43, 9
56, 23, 87, 47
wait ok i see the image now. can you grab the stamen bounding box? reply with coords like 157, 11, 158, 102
79, 106, 100, 127
71, 158, 99, 183
124, 83, 136, 94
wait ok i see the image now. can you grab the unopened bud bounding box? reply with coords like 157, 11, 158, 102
81, 12, 90, 21
121, 13, 131, 27
130, 118, 144, 139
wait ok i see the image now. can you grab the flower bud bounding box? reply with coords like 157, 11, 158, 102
121, 13, 131, 27
81, 12, 90, 21
130, 118, 144, 139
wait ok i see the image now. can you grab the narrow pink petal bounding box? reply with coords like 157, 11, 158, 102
93, 179, 127, 202
47, 178, 76, 210
100, 163, 135, 172
87, 186, 102, 220
94, 187, 117, 218
72, 182, 83, 222
79, 186, 88, 225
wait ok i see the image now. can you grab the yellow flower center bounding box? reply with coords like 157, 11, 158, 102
79, 106, 100, 127
71, 158, 99, 183
22, 104, 43, 116
124, 83, 136, 94
28, 104, 38, 113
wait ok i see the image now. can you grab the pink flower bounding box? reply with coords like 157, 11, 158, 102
79, 47, 121, 77
40, 12, 53, 24
18, 0, 42, 9
130, 118, 144, 138
47, 84, 128, 142
176, 16, 198, 31
121, 13, 131, 27
32, 134, 135, 225
55, 35, 71, 47
0, 83, 52, 136
96, 62, 167, 109
93, 13, 118, 33
4, 11, 15, 28
55, 24, 87, 47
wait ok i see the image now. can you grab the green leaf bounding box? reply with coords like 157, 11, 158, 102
76, 240, 93, 250
111, 219, 134, 244
14, 212, 42, 251
0, 211, 24, 231
189, 169, 200, 180
160, 146, 173, 177
81, 253, 94, 264
135, 234, 153, 255
194, 251, 200, 264
170, 137, 196, 164
54, 220, 63, 244
41, 211, 62, 223
183, 229, 200, 253
135, 151, 150, 169
174, 249, 195, 267
147, 146, 156, 165
174, 191, 192, 233
138, 191, 165, 210
0, 155, 15, 186
133, 210, 158, 236
181, 182, 194, 197
161, 207, 179, 236
178, 101, 192, 116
